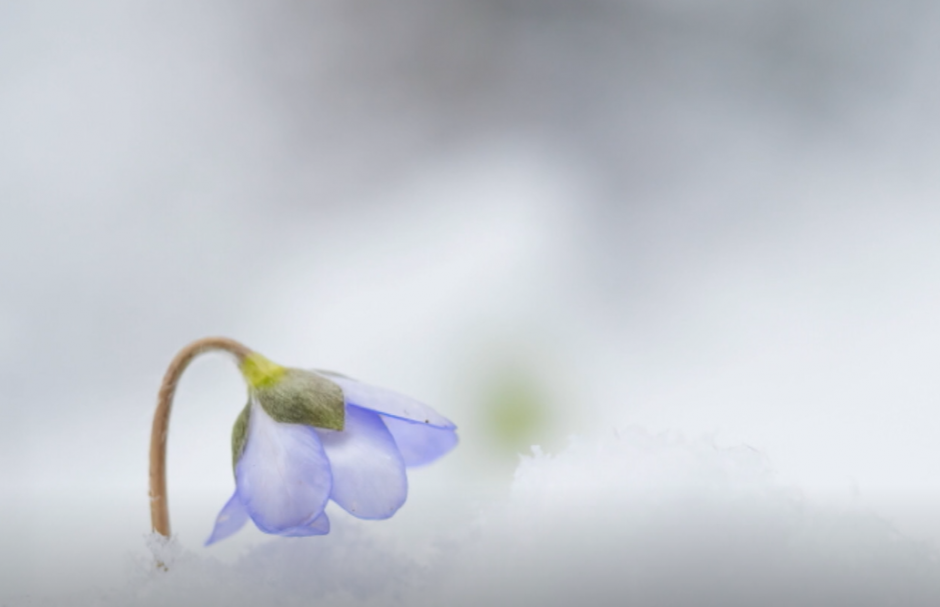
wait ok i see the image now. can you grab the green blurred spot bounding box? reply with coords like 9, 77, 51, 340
482, 369, 549, 454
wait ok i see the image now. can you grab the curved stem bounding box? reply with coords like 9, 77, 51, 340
149, 337, 253, 538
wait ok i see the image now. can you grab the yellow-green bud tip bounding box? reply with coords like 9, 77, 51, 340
240, 352, 287, 389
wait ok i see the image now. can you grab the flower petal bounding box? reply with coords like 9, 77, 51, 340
315, 372, 455, 429
205, 491, 250, 546
381, 415, 459, 467
236, 401, 333, 534
277, 511, 331, 537
315, 405, 407, 520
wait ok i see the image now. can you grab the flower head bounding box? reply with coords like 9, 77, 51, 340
205, 353, 458, 545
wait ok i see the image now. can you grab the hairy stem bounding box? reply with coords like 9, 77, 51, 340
149, 337, 252, 538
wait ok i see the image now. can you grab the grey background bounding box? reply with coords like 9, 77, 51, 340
2, 0, 940, 598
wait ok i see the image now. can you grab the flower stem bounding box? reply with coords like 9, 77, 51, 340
149, 337, 253, 538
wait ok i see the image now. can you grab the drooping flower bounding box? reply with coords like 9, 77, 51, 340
205, 352, 458, 545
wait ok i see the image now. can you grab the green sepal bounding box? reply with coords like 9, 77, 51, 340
253, 368, 345, 431
231, 402, 250, 472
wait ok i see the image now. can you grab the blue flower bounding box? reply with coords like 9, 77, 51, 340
205, 354, 458, 545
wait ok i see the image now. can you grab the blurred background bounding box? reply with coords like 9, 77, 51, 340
3, 0, 940, 598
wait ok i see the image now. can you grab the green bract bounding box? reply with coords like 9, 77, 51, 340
254, 368, 345, 430
231, 403, 250, 470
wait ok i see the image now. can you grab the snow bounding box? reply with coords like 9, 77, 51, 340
8, 429, 939, 606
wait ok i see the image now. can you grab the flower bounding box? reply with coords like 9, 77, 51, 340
205, 353, 458, 545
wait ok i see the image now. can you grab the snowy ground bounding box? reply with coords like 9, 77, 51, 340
8, 430, 940, 606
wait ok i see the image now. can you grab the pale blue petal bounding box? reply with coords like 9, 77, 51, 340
316, 372, 455, 429
277, 511, 331, 537
382, 415, 459, 467
316, 405, 407, 520
205, 491, 250, 546
236, 401, 333, 534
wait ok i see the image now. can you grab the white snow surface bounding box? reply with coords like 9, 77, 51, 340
10, 429, 940, 607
